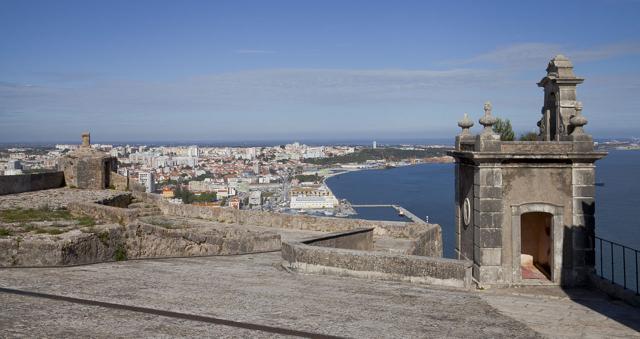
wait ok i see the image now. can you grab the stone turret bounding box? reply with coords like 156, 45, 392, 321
537, 55, 585, 142
58, 132, 117, 189
449, 56, 606, 288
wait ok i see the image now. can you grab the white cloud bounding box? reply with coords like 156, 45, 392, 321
457, 41, 640, 69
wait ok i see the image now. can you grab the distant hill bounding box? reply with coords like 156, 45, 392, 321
303, 147, 451, 165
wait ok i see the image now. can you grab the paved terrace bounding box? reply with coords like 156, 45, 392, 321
1, 252, 639, 338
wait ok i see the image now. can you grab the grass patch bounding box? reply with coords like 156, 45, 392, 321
0, 207, 73, 223
18, 223, 37, 232
0, 228, 13, 237
146, 217, 176, 229
34, 228, 66, 235
76, 216, 96, 227
114, 245, 127, 261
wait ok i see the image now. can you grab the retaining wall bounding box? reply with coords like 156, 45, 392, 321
0, 172, 65, 196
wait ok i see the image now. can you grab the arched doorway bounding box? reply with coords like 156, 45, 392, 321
511, 203, 563, 284
520, 212, 552, 280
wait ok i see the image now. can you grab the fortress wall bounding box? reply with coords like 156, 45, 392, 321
134, 192, 442, 241
0, 171, 66, 196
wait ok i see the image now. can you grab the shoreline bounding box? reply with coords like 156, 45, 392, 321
322, 158, 455, 220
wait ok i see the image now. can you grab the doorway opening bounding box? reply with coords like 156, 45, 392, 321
520, 212, 552, 280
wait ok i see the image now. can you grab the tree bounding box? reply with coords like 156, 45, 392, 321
519, 132, 538, 141
493, 118, 515, 141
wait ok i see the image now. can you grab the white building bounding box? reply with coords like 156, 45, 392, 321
3, 160, 23, 176
188, 145, 199, 158
303, 147, 325, 159
138, 171, 156, 193
248, 191, 262, 206
289, 185, 338, 209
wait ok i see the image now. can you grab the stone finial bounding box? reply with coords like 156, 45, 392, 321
81, 132, 91, 148
458, 113, 474, 136
479, 101, 497, 135
546, 54, 576, 79
570, 101, 588, 135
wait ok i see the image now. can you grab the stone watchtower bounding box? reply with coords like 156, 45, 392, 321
58, 132, 118, 189
449, 56, 606, 287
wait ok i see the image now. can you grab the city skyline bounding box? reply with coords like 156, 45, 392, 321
1, 0, 640, 142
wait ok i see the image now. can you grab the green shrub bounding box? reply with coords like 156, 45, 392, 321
114, 245, 127, 261
493, 118, 515, 141
0, 228, 13, 237
98, 232, 110, 246
519, 132, 539, 141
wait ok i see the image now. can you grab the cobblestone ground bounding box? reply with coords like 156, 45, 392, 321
0, 253, 544, 338
0, 188, 125, 210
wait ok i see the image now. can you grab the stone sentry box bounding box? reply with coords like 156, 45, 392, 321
58, 132, 118, 190
449, 56, 606, 287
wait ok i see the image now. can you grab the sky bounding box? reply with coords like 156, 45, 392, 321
1, 0, 639, 143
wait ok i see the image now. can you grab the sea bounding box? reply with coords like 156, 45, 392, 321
326, 149, 640, 259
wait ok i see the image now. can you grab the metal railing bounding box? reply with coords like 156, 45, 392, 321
595, 236, 639, 295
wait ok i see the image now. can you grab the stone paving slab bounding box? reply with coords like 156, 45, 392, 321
0, 253, 541, 338
480, 287, 640, 338
0, 293, 291, 338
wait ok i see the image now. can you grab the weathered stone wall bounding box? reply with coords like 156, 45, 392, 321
96, 194, 133, 208
68, 201, 139, 225
501, 165, 573, 284
0, 225, 126, 267
500, 141, 574, 153
282, 241, 472, 288
0, 172, 66, 196
303, 228, 374, 251
0, 222, 281, 267
110, 172, 129, 191
455, 162, 474, 261
409, 223, 443, 257
126, 222, 281, 258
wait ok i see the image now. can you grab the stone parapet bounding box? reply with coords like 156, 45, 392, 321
282, 239, 472, 289
0, 172, 66, 196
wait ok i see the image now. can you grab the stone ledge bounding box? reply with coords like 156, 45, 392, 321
282, 237, 472, 289
589, 272, 640, 307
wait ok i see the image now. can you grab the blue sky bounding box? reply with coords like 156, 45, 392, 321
1, 0, 639, 142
